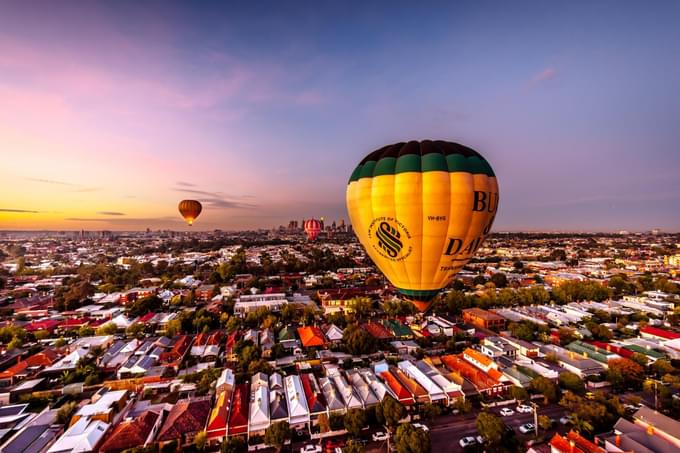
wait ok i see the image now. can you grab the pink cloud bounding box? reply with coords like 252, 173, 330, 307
531, 67, 557, 85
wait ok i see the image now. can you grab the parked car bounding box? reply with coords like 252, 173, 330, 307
459, 437, 477, 448
559, 416, 573, 425
500, 407, 515, 416
476, 435, 485, 445
372, 432, 389, 442
585, 392, 595, 400
517, 404, 533, 413
300, 445, 322, 453
412, 423, 430, 432
519, 423, 535, 434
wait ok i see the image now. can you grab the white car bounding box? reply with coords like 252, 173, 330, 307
559, 416, 573, 425
519, 423, 535, 434
459, 437, 477, 448
412, 423, 429, 432
476, 435, 485, 445
372, 432, 389, 442
517, 404, 533, 413
300, 445, 321, 453
499, 407, 515, 416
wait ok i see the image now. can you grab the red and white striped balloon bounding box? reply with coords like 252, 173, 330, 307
304, 218, 322, 241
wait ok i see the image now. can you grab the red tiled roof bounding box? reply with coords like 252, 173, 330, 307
297, 326, 326, 347
391, 367, 429, 403
160, 335, 193, 364
0, 349, 58, 380
441, 354, 499, 391
58, 318, 89, 329
549, 431, 605, 453
587, 341, 634, 359
100, 410, 160, 453
300, 373, 326, 413
228, 383, 250, 435
24, 319, 59, 332
363, 322, 393, 340
207, 389, 232, 439
641, 326, 680, 340
138, 312, 156, 323
379, 370, 415, 405
156, 397, 211, 441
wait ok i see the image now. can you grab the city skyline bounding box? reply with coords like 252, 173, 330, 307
1, 1, 679, 232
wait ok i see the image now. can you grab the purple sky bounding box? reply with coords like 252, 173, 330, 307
1, 1, 679, 231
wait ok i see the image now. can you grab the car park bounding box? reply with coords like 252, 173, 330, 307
459, 437, 477, 448
519, 423, 535, 434
500, 407, 515, 416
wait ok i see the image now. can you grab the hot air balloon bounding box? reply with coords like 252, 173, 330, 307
178, 200, 202, 226
346, 140, 499, 312
304, 218, 322, 241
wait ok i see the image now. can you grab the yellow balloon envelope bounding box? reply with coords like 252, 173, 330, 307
346, 140, 499, 312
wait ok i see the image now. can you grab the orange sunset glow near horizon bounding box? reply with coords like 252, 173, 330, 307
2, 2, 680, 232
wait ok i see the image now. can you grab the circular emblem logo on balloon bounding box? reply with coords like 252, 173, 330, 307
368, 217, 412, 262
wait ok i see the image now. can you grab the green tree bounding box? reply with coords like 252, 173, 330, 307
56, 401, 77, 425
530, 376, 560, 404
318, 413, 330, 433
127, 295, 163, 317
348, 297, 373, 319
343, 441, 365, 453
221, 437, 246, 453
78, 325, 95, 337
453, 397, 472, 414
607, 358, 644, 390
420, 403, 441, 423
264, 421, 291, 452
344, 408, 367, 437
651, 359, 676, 377
476, 412, 506, 446
395, 423, 431, 453
376, 396, 406, 430
165, 319, 182, 337
558, 372, 584, 394
34, 330, 51, 341
629, 352, 649, 367
343, 323, 377, 355
96, 322, 118, 336
538, 414, 552, 431
570, 414, 593, 434
510, 386, 529, 402
194, 431, 207, 451
126, 323, 145, 338
329, 413, 344, 431
490, 273, 508, 288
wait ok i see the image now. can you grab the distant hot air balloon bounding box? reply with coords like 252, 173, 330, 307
346, 140, 499, 312
178, 200, 202, 226
304, 218, 322, 241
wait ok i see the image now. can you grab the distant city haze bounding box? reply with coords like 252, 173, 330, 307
1, 1, 679, 232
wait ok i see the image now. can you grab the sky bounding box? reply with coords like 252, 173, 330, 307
1, 1, 679, 232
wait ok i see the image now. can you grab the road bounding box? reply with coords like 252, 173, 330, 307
429, 404, 567, 452
250, 404, 568, 453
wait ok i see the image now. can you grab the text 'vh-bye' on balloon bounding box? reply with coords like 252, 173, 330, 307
346, 140, 499, 312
